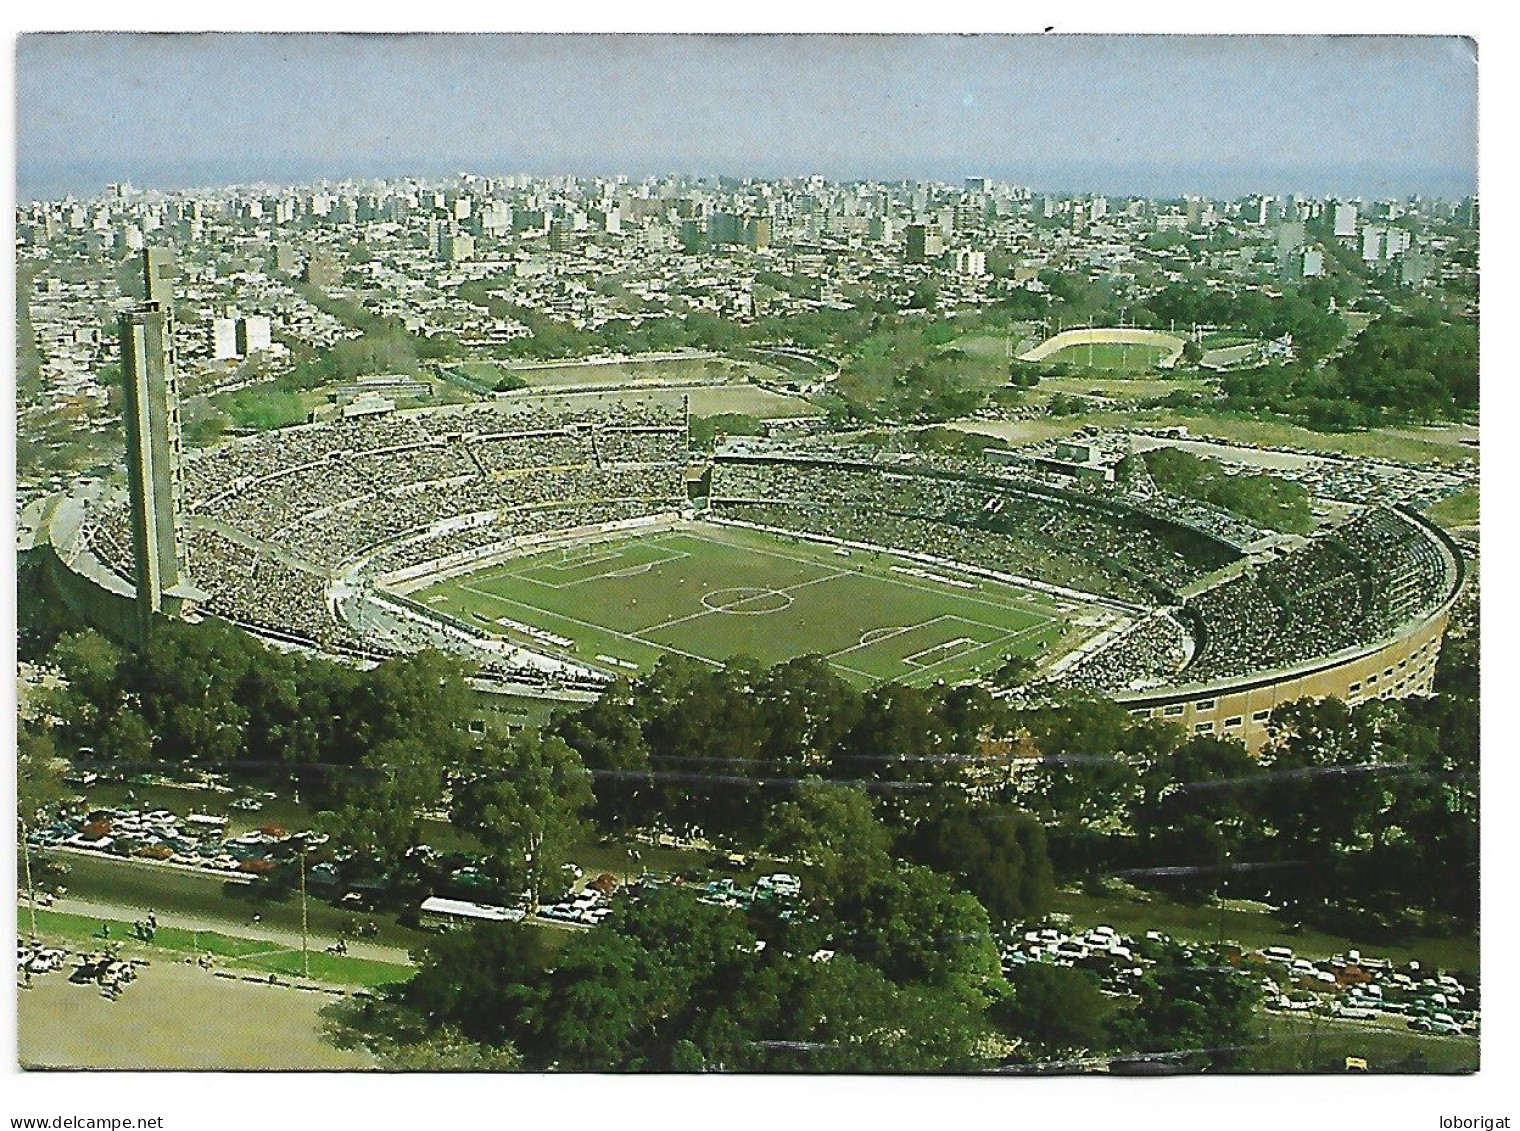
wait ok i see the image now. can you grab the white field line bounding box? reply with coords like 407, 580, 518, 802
826, 616, 951, 660
454, 581, 719, 668
639, 569, 849, 634
694, 523, 1060, 621
493, 544, 691, 590
902, 619, 1058, 684
903, 636, 978, 668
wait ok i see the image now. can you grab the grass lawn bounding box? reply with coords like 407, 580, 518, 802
953, 409, 1479, 465
1423, 484, 1478, 530
476, 355, 770, 389
410, 521, 1073, 687
1042, 342, 1175, 373
1037, 376, 1207, 401
1201, 331, 1258, 349
26, 847, 442, 955
1049, 888, 1479, 976
948, 332, 1019, 359
1250, 1013, 1477, 1074
19, 906, 409, 989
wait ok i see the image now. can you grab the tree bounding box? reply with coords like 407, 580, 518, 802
17, 722, 67, 824
828, 861, 1002, 1001
401, 921, 549, 1047
990, 963, 1112, 1062
550, 677, 655, 829
323, 737, 447, 880
1110, 948, 1261, 1068
533, 930, 663, 1070
451, 730, 594, 906
763, 778, 893, 892
1131, 734, 1263, 901
901, 796, 1056, 923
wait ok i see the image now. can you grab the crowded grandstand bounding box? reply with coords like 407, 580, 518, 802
63, 407, 1460, 712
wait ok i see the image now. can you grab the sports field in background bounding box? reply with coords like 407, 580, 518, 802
409, 522, 1078, 686
1042, 341, 1175, 373
457, 353, 787, 390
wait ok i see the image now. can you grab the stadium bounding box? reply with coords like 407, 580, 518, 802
25, 392, 1463, 752
1015, 326, 1187, 372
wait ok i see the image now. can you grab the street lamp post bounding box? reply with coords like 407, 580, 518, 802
299, 844, 310, 979
20, 817, 39, 942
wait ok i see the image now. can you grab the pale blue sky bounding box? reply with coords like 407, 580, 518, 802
16, 33, 1478, 200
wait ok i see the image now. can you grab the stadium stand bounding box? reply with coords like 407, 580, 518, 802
708, 455, 1239, 603
72, 402, 690, 664
1061, 506, 1458, 693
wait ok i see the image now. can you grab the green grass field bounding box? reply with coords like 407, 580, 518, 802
19, 907, 409, 989
461, 354, 787, 391
410, 522, 1075, 686
1423, 485, 1479, 531
953, 411, 1480, 466
492, 384, 816, 420
1043, 342, 1175, 373
1251, 1014, 1477, 1074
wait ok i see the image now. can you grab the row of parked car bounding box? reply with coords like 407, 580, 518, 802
1002, 923, 1182, 992
1001, 921, 1478, 1038
1257, 945, 1478, 1036
26, 803, 325, 878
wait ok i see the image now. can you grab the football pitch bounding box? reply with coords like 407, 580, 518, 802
409, 522, 1077, 687
1043, 341, 1175, 373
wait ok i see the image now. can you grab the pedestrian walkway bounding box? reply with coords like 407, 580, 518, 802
35, 894, 414, 965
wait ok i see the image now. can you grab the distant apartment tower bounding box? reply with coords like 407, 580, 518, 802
1284, 247, 1326, 279
744, 217, 770, 250
438, 230, 475, 263
904, 223, 943, 264
1333, 202, 1359, 238
952, 248, 987, 276
237, 314, 273, 354
303, 250, 342, 287
1276, 221, 1307, 255
118, 248, 199, 639
211, 316, 239, 360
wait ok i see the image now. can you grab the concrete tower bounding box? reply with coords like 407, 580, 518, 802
119, 247, 199, 640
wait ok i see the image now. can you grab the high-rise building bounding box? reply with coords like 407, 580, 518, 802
951, 248, 987, 276
118, 248, 199, 639
211, 316, 239, 360
743, 217, 770, 250
236, 315, 273, 354
1276, 221, 1307, 254
303, 250, 342, 287
1334, 202, 1359, 238
905, 223, 943, 264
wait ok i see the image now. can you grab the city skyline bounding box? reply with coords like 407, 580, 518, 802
17, 33, 1478, 201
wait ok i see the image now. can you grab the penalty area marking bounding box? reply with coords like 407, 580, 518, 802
700, 587, 795, 614
903, 636, 977, 667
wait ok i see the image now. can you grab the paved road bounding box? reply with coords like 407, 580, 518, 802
25, 893, 415, 965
